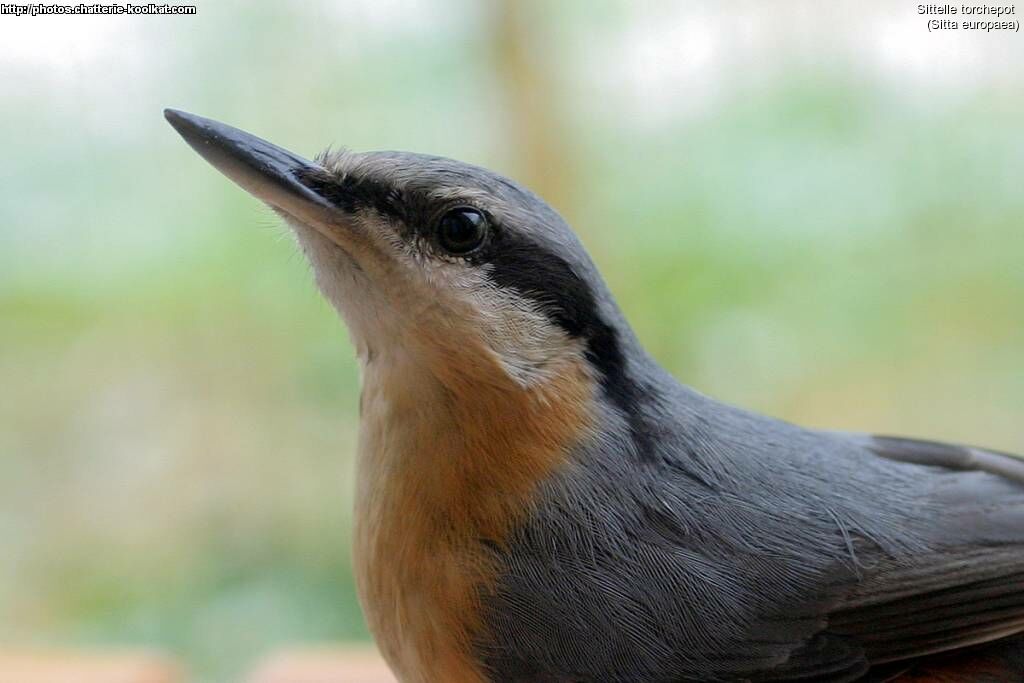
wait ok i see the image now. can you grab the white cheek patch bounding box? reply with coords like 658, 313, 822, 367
285, 208, 582, 388
419, 261, 584, 387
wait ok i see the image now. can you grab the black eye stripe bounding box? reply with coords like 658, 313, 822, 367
484, 235, 591, 337
483, 232, 654, 456
298, 169, 411, 223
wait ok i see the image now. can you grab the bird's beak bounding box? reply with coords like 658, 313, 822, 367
164, 108, 335, 227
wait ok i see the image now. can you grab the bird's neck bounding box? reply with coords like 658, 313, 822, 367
352, 338, 597, 682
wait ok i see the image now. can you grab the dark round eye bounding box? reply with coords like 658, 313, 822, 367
437, 207, 488, 254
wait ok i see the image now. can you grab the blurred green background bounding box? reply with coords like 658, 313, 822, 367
1, 1, 1022, 680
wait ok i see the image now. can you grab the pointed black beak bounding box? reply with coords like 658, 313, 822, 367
164, 109, 334, 224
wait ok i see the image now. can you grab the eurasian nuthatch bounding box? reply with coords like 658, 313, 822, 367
166, 110, 1024, 683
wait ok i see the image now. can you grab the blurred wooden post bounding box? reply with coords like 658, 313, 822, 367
489, 0, 576, 223
0, 651, 182, 683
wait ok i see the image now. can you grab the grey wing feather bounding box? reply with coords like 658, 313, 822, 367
482, 409, 1024, 682
812, 434, 1024, 673
862, 434, 1024, 485
745, 432, 1024, 681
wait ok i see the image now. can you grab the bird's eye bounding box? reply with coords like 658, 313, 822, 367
437, 207, 488, 255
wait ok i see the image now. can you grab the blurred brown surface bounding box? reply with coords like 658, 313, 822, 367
0, 651, 182, 683
246, 647, 396, 683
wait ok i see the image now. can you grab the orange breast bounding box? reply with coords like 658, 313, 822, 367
353, 339, 596, 683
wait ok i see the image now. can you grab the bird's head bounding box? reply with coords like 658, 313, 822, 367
165, 110, 644, 411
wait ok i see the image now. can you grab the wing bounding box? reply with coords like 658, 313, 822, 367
865, 435, 1024, 486
480, 414, 1024, 683
765, 434, 1024, 681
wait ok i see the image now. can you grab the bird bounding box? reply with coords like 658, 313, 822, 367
165, 108, 1024, 683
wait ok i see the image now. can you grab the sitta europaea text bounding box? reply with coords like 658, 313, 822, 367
166, 110, 1024, 683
